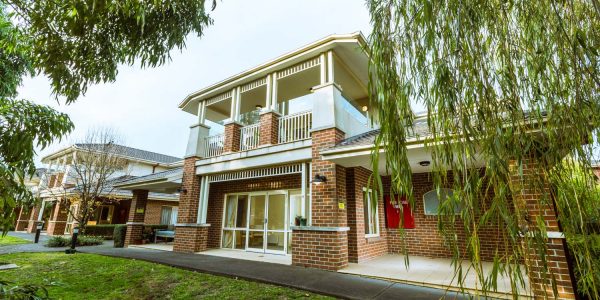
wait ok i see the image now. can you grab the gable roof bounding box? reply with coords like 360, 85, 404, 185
41, 144, 182, 165
74, 144, 181, 164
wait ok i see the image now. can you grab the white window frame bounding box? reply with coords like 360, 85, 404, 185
363, 187, 380, 238
423, 188, 460, 216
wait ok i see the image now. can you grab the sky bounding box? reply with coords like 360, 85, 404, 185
19, 0, 373, 166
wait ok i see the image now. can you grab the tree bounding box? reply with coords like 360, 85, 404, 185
0, 0, 214, 230
367, 0, 599, 298
44, 128, 129, 234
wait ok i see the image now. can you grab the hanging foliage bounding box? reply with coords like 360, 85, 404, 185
367, 0, 599, 298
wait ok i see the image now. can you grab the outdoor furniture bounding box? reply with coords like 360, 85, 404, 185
154, 229, 175, 243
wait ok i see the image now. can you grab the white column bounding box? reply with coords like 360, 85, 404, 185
198, 100, 206, 124
271, 74, 278, 111
234, 87, 241, 121
319, 53, 327, 85
37, 201, 46, 221
196, 177, 210, 224
327, 51, 334, 83
229, 88, 236, 121
265, 74, 272, 110
301, 163, 307, 219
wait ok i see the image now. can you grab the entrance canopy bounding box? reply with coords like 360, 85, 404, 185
321, 119, 486, 174
114, 167, 183, 193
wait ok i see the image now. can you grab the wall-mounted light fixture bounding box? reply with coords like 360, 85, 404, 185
361, 105, 368, 112
176, 187, 188, 194
312, 174, 327, 185
255, 104, 263, 110
418, 161, 431, 167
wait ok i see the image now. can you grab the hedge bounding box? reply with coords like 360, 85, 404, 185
46, 236, 104, 247
113, 225, 127, 248
83, 225, 116, 239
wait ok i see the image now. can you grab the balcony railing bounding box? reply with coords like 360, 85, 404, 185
203, 133, 225, 158
278, 110, 312, 144
240, 123, 260, 151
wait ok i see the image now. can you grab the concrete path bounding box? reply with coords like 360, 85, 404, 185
1, 231, 111, 255
4, 232, 467, 299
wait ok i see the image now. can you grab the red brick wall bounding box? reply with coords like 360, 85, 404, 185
47, 202, 69, 236
223, 123, 242, 153
124, 190, 148, 247
259, 112, 279, 146
509, 158, 576, 299
206, 173, 302, 248
15, 206, 31, 231
310, 128, 346, 227
382, 172, 508, 262
144, 200, 179, 225
292, 230, 348, 270
174, 157, 205, 252
346, 167, 388, 263
173, 226, 209, 253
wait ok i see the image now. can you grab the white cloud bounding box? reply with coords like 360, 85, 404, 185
19, 0, 372, 165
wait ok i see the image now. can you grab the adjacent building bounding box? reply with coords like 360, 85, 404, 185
15, 144, 182, 235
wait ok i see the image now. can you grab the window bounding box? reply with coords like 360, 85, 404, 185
160, 206, 178, 225
363, 188, 379, 237
423, 188, 461, 215
95, 205, 114, 224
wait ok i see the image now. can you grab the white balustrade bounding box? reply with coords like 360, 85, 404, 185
203, 134, 224, 157
278, 110, 312, 144
240, 123, 260, 151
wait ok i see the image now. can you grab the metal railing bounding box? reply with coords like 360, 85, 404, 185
203, 134, 224, 157
240, 123, 260, 151
278, 110, 312, 144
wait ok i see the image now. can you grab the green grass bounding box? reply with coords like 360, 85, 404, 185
0, 252, 332, 300
0, 235, 30, 246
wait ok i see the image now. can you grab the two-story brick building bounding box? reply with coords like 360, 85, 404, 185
15, 144, 182, 236
115, 33, 577, 299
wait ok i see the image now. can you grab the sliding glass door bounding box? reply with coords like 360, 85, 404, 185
222, 191, 289, 254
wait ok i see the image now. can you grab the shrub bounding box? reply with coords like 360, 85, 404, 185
142, 224, 169, 243
83, 225, 116, 239
46, 236, 104, 247
113, 225, 127, 248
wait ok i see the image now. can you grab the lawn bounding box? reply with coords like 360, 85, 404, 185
0, 235, 30, 246
0, 252, 332, 300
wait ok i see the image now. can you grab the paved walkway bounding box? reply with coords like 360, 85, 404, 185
4, 232, 466, 299
0, 231, 111, 254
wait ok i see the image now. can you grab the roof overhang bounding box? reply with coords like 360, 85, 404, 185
114, 170, 183, 193
179, 32, 369, 115
40, 145, 181, 167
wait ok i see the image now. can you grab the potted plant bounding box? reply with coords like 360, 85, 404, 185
300, 217, 307, 226
295, 215, 302, 226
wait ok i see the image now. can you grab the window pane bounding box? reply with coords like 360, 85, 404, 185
236, 195, 248, 228
363, 190, 370, 234
267, 194, 285, 230
248, 231, 264, 248
160, 207, 172, 225
224, 195, 236, 228
234, 230, 246, 250
222, 230, 233, 248
266, 232, 285, 251
370, 191, 378, 234
249, 195, 265, 229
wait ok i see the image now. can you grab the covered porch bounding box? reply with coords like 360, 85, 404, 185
339, 254, 530, 299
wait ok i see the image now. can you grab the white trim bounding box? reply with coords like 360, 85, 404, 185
206, 91, 232, 106
207, 164, 303, 183
362, 187, 380, 237
240, 77, 267, 93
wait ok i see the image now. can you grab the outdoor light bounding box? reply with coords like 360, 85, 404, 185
176, 187, 187, 194
312, 174, 327, 185
361, 105, 368, 112
255, 104, 263, 110
418, 161, 431, 167
66, 226, 79, 254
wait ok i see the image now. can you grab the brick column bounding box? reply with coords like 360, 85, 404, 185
173, 157, 210, 253
46, 201, 69, 236
15, 206, 31, 231
124, 190, 149, 247
223, 122, 242, 153
26, 204, 41, 233
259, 111, 280, 146
292, 128, 349, 271
509, 158, 576, 300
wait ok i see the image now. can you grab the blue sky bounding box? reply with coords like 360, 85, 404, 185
20, 0, 372, 165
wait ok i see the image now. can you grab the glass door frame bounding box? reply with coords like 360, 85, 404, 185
220, 190, 291, 255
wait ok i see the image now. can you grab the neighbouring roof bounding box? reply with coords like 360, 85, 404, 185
332, 118, 430, 151
114, 167, 183, 187
42, 143, 182, 165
